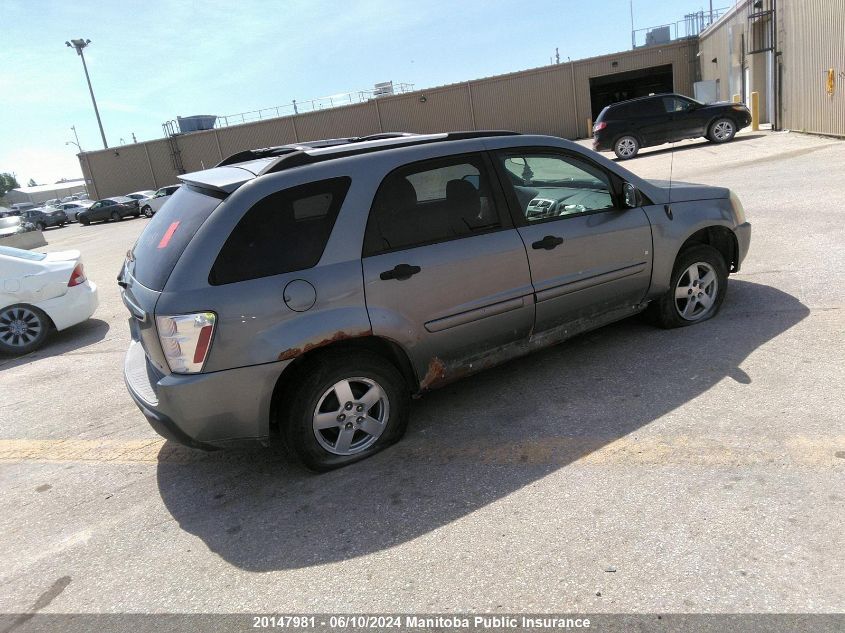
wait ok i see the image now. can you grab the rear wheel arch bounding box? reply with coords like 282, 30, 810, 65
677, 225, 739, 272
269, 335, 417, 437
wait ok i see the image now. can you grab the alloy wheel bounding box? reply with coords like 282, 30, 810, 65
674, 262, 719, 321
0, 307, 43, 348
312, 377, 390, 455
616, 137, 638, 158
713, 120, 734, 141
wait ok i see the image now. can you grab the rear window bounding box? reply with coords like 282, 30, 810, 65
130, 185, 222, 290
209, 177, 350, 285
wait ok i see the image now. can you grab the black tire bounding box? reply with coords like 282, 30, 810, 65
59, 222, 66, 228
647, 244, 728, 329
111, 211, 122, 222
79, 217, 90, 226
707, 118, 736, 143
0, 304, 52, 356
281, 350, 410, 471
35, 222, 46, 231
613, 135, 640, 159
142, 205, 153, 218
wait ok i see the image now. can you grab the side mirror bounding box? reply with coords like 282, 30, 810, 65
623, 182, 639, 208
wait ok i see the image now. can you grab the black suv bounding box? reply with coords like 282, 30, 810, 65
593, 93, 752, 159
20, 207, 68, 230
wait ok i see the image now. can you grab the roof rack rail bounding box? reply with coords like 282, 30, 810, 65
215, 133, 419, 168
259, 130, 521, 176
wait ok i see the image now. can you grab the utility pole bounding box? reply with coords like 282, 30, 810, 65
131, 132, 137, 143
630, 0, 635, 49
555, 47, 560, 64
65, 38, 108, 149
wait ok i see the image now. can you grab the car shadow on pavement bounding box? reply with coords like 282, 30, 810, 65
0, 318, 110, 372
156, 281, 808, 571
612, 134, 768, 162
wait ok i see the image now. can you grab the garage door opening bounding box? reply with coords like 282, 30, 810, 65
589, 64, 674, 120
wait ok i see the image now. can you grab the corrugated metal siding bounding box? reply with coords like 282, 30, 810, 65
378, 85, 474, 133
781, 0, 845, 136
296, 102, 381, 140
78, 39, 699, 197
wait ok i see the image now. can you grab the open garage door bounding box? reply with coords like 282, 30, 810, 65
589, 64, 674, 120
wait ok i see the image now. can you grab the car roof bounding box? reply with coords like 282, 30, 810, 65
179, 131, 520, 194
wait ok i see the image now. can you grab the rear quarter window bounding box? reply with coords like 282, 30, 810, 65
209, 177, 351, 285
130, 185, 222, 290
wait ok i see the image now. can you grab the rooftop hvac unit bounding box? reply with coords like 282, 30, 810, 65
645, 26, 671, 46
176, 115, 218, 133
373, 81, 394, 98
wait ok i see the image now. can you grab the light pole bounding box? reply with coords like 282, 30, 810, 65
65, 38, 108, 149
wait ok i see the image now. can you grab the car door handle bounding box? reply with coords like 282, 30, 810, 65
380, 263, 421, 281
531, 235, 564, 250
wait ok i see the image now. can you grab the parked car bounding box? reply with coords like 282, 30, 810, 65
125, 190, 156, 203
20, 207, 68, 231
139, 185, 180, 217
60, 195, 84, 203
56, 200, 94, 222
45, 198, 61, 207
77, 197, 140, 225
11, 203, 34, 213
0, 245, 98, 354
120, 131, 750, 470
593, 93, 753, 159
0, 216, 36, 238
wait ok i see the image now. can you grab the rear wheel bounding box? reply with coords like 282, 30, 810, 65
708, 118, 736, 143
648, 245, 728, 329
79, 217, 90, 226
0, 305, 51, 355
142, 205, 153, 218
111, 211, 121, 222
35, 222, 46, 231
614, 135, 640, 159
281, 351, 410, 471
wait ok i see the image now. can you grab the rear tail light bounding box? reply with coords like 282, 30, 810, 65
156, 312, 216, 374
593, 121, 607, 132
68, 263, 86, 287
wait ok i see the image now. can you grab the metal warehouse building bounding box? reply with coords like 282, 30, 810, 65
699, 0, 845, 135
78, 0, 843, 198
77, 40, 698, 198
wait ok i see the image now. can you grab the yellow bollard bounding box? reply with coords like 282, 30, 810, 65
587, 117, 593, 138
751, 91, 760, 131
732, 94, 741, 103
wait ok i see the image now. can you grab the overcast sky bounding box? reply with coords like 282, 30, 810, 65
0, 0, 727, 185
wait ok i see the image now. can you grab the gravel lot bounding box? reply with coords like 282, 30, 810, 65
1, 130, 843, 615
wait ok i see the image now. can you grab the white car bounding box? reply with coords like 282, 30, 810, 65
124, 190, 156, 204
139, 184, 180, 217
56, 200, 94, 222
0, 245, 99, 355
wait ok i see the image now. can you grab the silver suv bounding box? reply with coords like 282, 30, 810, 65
121, 131, 750, 470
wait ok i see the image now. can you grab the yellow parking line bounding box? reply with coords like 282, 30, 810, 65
0, 436, 841, 467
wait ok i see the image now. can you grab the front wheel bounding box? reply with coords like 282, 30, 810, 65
614, 135, 640, 159
648, 245, 728, 329
281, 351, 410, 471
0, 305, 51, 355
142, 205, 153, 218
79, 217, 90, 226
111, 211, 121, 222
35, 222, 46, 231
708, 118, 736, 143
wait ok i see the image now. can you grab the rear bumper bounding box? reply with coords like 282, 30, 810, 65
39, 280, 98, 331
123, 340, 286, 448
592, 135, 612, 151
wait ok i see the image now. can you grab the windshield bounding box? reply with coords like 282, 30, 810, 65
129, 185, 222, 290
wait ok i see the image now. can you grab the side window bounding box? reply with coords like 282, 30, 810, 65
663, 97, 693, 113
363, 154, 501, 255
497, 152, 615, 222
210, 177, 350, 285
